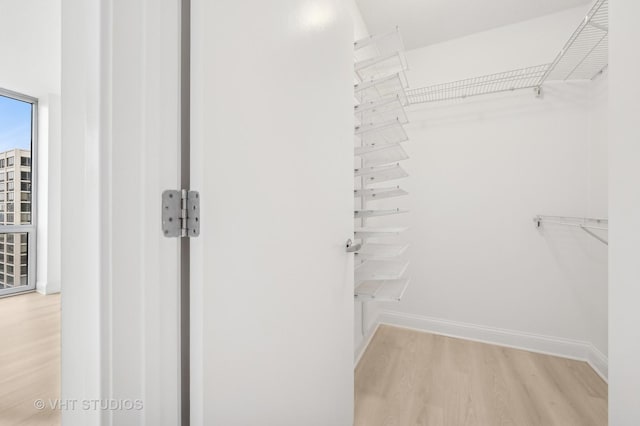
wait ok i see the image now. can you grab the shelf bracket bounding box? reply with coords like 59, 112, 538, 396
534, 86, 543, 98
162, 189, 200, 238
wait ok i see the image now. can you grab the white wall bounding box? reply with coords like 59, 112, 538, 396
370, 6, 608, 375
609, 0, 640, 423
0, 0, 62, 294
0, 0, 61, 97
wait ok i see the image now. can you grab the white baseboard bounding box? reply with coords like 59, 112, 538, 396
586, 344, 609, 382
36, 281, 61, 295
373, 310, 608, 382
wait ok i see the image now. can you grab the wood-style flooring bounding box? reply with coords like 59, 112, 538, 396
355, 325, 607, 426
0, 292, 60, 426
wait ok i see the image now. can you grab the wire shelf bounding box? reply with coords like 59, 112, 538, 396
354, 163, 409, 184
355, 74, 408, 105
533, 215, 608, 245
355, 259, 410, 283
354, 186, 408, 202
354, 27, 405, 61
542, 0, 608, 81
354, 227, 408, 239
355, 278, 410, 302
355, 52, 408, 86
355, 143, 409, 167
354, 208, 408, 219
355, 119, 408, 147
353, 28, 411, 307
356, 243, 409, 259
406, 64, 550, 104
354, 95, 408, 126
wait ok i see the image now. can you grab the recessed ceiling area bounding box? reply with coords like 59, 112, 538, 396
355, 0, 592, 50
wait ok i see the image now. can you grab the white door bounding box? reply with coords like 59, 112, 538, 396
190, 0, 355, 425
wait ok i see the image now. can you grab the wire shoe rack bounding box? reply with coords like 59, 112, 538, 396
353, 28, 411, 307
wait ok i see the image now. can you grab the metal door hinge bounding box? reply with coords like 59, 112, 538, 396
162, 189, 200, 238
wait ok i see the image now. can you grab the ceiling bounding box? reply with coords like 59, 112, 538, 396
355, 0, 592, 50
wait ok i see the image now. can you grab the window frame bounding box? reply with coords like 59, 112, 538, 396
0, 87, 37, 296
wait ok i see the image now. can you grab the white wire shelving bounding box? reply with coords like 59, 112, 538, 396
354, 95, 408, 126
355, 74, 408, 105
353, 28, 411, 314
354, 186, 408, 202
355, 118, 408, 147
355, 243, 409, 259
406, 65, 549, 104
354, 163, 409, 184
406, 0, 609, 105
355, 259, 410, 283
354, 27, 409, 87
355, 278, 411, 302
354, 208, 408, 219
355, 143, 409, 167
354, 227, 408, 239
541, 0, 608, 82
534, 215, 608, 245
354, 27, 405, 61
355, 53, 409, 87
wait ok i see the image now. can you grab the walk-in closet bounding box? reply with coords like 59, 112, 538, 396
6, 0, 639, 425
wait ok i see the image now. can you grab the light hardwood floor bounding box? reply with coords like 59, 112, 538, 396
0, 292, 60, 426
355, 325, 607, 426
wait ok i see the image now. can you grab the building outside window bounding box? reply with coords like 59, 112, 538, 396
0, 90, 36, 294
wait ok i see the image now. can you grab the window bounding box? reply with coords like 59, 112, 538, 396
0, 90, 35, 293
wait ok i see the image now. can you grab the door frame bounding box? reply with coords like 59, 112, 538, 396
61, 0, 183, 425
